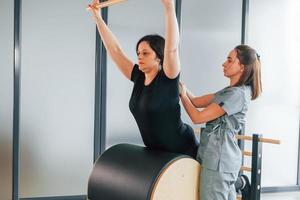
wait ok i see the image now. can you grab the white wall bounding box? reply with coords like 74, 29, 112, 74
19, 0, 95, 197
0, 0, 14, 199
246, 0, 300, 187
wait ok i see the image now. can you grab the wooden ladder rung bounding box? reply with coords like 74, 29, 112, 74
194, 128, 281, 145
236, 135, 281, 145
242, 150, 252, 156
240, 166, 252, 172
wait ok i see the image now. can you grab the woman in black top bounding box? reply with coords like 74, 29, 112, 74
88, 0, 198, 158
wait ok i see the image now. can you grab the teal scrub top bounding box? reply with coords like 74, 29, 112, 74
197, 85, 252, 173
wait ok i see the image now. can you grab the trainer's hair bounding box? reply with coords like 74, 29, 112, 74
234, 45, 262, 100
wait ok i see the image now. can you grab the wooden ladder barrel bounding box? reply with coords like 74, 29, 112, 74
88, 144, 201, 200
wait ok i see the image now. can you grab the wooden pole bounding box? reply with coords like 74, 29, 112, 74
87, 0, 127, 10
193, 128, 281, 145
240, 166, 252, 172
235, 135, 281, 145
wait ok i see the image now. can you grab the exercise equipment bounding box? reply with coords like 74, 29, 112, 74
88, 134, 280, 200
87, 144, 201, 200
195, 128, 281, 200
238, 134, 280, 200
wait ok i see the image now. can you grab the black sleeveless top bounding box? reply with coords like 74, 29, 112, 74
129, 64, 198, 157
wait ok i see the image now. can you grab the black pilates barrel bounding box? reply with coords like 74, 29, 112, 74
87, 143, 190, 200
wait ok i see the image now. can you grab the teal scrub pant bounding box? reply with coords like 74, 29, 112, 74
200, 167, 239, 200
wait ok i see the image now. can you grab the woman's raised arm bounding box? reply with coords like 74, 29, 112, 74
161, 0, 180, 79
88, 0, 134, 80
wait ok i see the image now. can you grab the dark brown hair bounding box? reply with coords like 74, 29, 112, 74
234, 45, 262, 100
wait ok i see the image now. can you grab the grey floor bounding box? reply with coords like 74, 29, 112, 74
261, 191, 300, 200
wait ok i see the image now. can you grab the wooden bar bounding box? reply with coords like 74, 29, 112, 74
260, 137, 281, 144
87, 0, 127, 10
240, 166, 252, 172
236, 135, 281, 145
242, 150, 252, 156
194, 128, 281, 145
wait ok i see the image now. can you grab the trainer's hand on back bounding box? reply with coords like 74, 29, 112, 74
179, 81, 187, 97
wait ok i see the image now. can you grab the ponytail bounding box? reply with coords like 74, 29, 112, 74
234, 45, 262, 100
